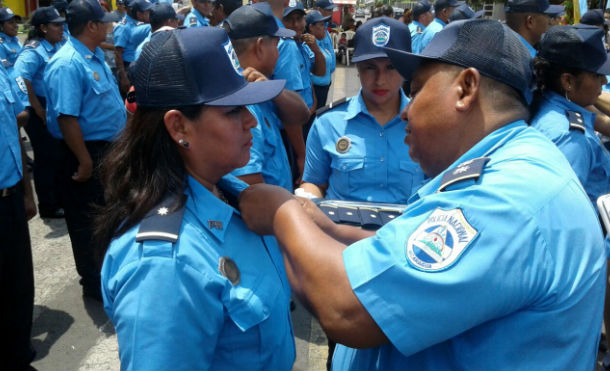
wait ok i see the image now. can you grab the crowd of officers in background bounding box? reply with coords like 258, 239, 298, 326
3, 0, 610, 369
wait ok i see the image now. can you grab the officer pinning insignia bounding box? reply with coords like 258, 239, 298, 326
136, 194, 186, 243
208, 220, 223, 230
335, 136, 351, 153
372, 23, 391, 47
93, 71, 100, 81
567, 111, 586, 133
406, 208, 478, 271
438, 157, 490, 192
218, 256, 240, 285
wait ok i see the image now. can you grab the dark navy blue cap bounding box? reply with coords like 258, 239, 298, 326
31, 6, 65, 26
412, 0, 432, 18
538, 24, 610, 75
449, 3, 475, 21
67, 0, 116, 23
0, 7, 22, 22
283, 1, 306, 18
128, 0, 154, 12
547, 4, 565, 16
306, 10, 331, 25
226, 3, 295, 39
130, 27, 285, 108
505, 0, 559, 14
150, 3, 177, 25
314, 0, 337, 10
351, 16, 411, 63
435, 0, 461, 12
580, 9, 610, 25
384, 19, 533, 103
51, 0, 69, 12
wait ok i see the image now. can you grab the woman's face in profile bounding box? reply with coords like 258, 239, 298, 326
183, 105, 257, 180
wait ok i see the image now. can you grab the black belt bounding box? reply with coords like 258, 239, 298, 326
0, 184, 18, 198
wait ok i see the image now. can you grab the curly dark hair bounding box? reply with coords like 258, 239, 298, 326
530, 56, 584, 117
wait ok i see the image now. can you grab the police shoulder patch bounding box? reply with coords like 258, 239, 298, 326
438, 157, 490, 192
15, 76, 27, 94
567, 110, 585, 133
406, 208, 478, 271
189, 16, 197, 26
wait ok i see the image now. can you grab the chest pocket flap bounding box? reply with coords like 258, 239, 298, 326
331, 156, 365, 172
222, 273, 280, 332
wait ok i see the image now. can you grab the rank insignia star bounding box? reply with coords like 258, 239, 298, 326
157, 207, 169, 216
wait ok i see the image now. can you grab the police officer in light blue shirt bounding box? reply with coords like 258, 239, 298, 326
240, 19, 606, 371
44, 0, 126, 300
531, 25, 610, 206
225, 3, 308, 191
301, 17, 424, 203
409, 0, 433, 54
307, 10, 333, 108
504, 0, 562, 57
0, 8, 22, 72
419, 0, 458, 51
98, 26, 295, 370
184, 0, 213, 28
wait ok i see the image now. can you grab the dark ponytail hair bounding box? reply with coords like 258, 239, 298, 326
530, 56, 584, 117
26, 24, 46, 43
93, 105, 204, 265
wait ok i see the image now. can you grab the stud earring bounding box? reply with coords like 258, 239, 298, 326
178, 138, 189, 148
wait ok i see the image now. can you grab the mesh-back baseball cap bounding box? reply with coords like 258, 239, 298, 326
226, 3, 295, 39
385, 19, 533, 103
0, 7, 22, 22
538, 24, 610, 75
130, 27, 285, 108
412, 0, 432, 18
351, 16, 411, 63
505, 0, 558, 14
306, 10, 331, 26
31, 7, 65, 26
580, 9, 610, 26
67, 0, 116, 23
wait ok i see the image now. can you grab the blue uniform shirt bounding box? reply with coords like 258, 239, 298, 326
311, 35, 333, 87
0, 32, 22, 71
303, 90, 424, 203
44, 36, 126, 141
102, 175, 296, 370
513, 28, 537, 57
231, 102, 293, 191
332, 121, 606, 370
408, 21, 425, 54
184, 8, 209, 28
419, 18, 445, 52
134, 32, 150, 61
13, 39, 57, 98
531, 91, 610, 205
274, 37, 314, 108
0, 63, 24, 189
113, 15, 151, 63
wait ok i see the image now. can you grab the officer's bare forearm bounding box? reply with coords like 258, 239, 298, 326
284, 124, 306, 162
273, 89, 309, 127
273, 199, 388, 348
58, 116, 92, 167
299, 182, 326, 198
312, 48, 326, 77
18, 130, 34, 201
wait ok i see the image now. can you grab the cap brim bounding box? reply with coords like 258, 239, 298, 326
595, 56, 610, 75
0, 14, 22, 21
384, 46, 439, 80
544, 4, 564, 15
351, 51, 391, 63
207, 79, 286, 106
50, 16, 65, 23
100, 12, 118, 22
284, 8, 306, 17
275, 27, 296, 37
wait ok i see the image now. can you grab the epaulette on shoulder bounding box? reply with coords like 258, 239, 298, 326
438, 157, 490, 192
135, 194, 187, 243
567, 110, 585, 133
315, 96, 348, 116
189, 16, 198, 26
24, 39, 40, 49
0, 37, 5, 43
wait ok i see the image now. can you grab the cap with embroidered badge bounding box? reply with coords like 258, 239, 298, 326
384, 19, 533, 103
505, 0, 563, 15
579, 9, 610, 26
283, 1, 306, 18
67, 0, 116, 23
538, 24, 610, 75
412, 0, 432, 18
128, 0, 154, 12
306, 10, 331, 26
31, 6, 65, 26
150, 2, 177, 25
129, 27, 286, 108
351, 16, 411, 63
0, 7, 22, 22
449, 3, 475, 21
225, 3, 295, 39
315, 0, 337, 10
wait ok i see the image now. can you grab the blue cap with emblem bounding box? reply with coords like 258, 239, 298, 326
128, 0, 154, 12
130, 27, 286, 108
315, 0, 337, 10
384, 19, 533, 103
412, 0, 432, 18
351, 16, 411, 63
0, 7, 22, 22
225, 3, 295, 39
538, 24, 610, 75
31, 6, 65, 26
67, 0, 116, 23
505, 0, 563, 15
306, 10, 331, 26
283, 1, 306, 18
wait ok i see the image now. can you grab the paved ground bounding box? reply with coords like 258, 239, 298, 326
26, 63, 359, 371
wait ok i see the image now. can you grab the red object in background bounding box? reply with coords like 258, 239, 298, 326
125, 86, 137, 114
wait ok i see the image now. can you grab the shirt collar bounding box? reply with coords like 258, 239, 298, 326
434, 17, 446, 26
410, 120, 527, 202
125, 14, 138, 24
0, 32, 17, 42
543, 91, 596, 130
344, 89, 409, 126
413, 20, 424, 28
185, 175, 236, 243
40, 39, 55, 53
68, 36, 105, 62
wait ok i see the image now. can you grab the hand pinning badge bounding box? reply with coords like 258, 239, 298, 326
336, 136, 351, 154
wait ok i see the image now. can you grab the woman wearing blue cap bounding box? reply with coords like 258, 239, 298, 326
299, 16, 424, 204
13, 6, 66, 219
0, 8, 22, 73
95, 27, 295, 370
